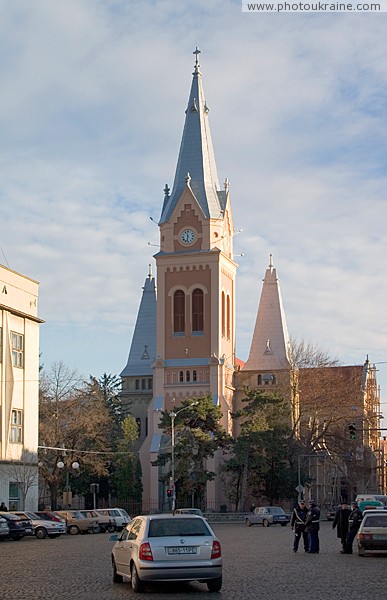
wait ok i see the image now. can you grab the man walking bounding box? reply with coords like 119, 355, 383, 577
305, 499, 320, 553
291, 500, 309, 552
332, 502, 351, 552
342, 501, 363, 554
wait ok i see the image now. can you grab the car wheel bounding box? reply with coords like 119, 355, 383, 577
107, 524, 115, 533
92, 524, 100, 534
49, 534, 60, 539
280, 523, 288, 527
131, 563, 145, 593
358, 547, 366, 557
112, 559, 123, 583
263, 519, 270, 527
68, 525, 79, 535
207, 576, 222, 592
245, 519, 252, 527
35, 527, 47, 539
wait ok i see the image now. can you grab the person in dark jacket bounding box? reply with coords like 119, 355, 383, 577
305, 499, 320, 553
0, 501, 8, 511
291, 500, 309, 552
332, 502, 351, 552
342, 502, 363, 554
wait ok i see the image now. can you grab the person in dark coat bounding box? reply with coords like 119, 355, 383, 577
342, 502, 363, 554
291, 500, 309, 552
332, 502, 351, 552
0, 502, 8, 511
305, 499, 321, 553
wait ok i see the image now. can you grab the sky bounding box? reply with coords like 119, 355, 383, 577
1, 1, 386, 423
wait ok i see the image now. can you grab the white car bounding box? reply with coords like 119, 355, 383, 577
96, 508, 131, 531
15, 511, 67, 539
357, 509, 387, 556
0, 516, 10, 539
111, 513, 222, 593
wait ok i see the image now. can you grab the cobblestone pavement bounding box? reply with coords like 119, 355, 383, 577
1, 521, 387, 599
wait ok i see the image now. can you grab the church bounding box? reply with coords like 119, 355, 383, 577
120, 50, 383, 511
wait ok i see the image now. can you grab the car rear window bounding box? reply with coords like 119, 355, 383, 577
268, 508, 284, 514
148, 518, 211, 537
364, 515, 387, 527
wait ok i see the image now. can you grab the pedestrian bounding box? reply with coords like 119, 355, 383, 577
342, 501, 363, 554
305, 499, 320, 553
332, 502, 351, 552
0, 501, 8, 511
291, 500, 309, 552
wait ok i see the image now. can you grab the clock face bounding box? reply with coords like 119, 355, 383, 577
180, 229, 196, 245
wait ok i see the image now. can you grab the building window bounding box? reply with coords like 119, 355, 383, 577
186, 371, 190, 382
192, 288, 204, 332
135, 379, 140, 390
226, 295, 231, 340
221, 292, 225, 337
193, 370, 197, 382
11, 332, 24, 368
148, 378, 153, 390
173, 290, 185, 333
141, 379, 146, 390
9, 482, 20, 511
10, 409, 23, 444
179, 371, 184, 382
257, 375, 262, 386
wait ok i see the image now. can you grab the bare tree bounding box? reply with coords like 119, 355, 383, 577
39, 363, 114, 509
7, 449, 38, 510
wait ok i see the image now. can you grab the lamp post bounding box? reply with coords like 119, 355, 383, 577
170, 401, 199, 513
57, 460, 80, 507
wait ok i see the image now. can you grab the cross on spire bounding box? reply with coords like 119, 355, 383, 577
193, 46, 201, 66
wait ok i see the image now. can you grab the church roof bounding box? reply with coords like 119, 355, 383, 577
120, 268, 156, 377
159, 48, 225, 224
242, 255, 290, 371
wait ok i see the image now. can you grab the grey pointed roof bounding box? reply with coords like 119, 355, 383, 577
120, 270, 156, 377
160, 52, 225, 223
242, 255, 290, 371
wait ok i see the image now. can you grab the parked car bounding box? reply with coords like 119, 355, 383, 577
35, 510, 67, 524
111, 513, 222, 592
55, 510, 99, 535
0, 511, 33, 540
245, 506, 290, 527
0, 516, 10, 540
14, 511, 66, 539
174, 508, 204, 517
79, 509, 116, 533
358, 500, 384, 512
357, 509, 387, 556
326, 506, 339, 521
96, 508, 131, 531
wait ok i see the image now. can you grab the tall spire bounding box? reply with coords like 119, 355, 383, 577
120, 268, 156, 377
243, 256, 290, 371
160, 48, 224, 223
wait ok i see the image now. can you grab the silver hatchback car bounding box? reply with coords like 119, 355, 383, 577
111, 513, 222, 593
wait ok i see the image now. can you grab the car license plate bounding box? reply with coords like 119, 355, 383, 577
167, 546, 197, 554
373, 534, 387, 540
25, 528, 32, 533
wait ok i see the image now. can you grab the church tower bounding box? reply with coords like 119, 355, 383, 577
139, 49, 237, 509
235, 255, 295, 430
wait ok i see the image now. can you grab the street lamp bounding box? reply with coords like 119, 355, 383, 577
57, 460, 80, 507
170, 401, 199, 513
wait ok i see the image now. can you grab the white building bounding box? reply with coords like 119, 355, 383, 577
0, 264, 43, 510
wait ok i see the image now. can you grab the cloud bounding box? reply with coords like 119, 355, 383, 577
0, 1, 386, 403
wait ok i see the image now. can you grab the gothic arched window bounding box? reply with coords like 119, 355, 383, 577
192, 288, 204, 332
179, 371, 184, 382
186, 371, 191, 382
193, 370, 197, 382
226, 295, 231, 340
173, 290, 185, 333
221, 291, 225, 337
